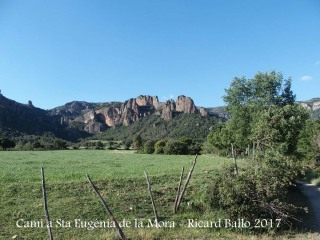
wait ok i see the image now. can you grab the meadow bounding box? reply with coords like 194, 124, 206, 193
0, 150, 317, 239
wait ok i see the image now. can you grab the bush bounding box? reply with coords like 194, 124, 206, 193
143, 140, 155, 154
123, 139, 132, 150
164, 140, 187, 155
160, 137, 202, 155
96, 141, 104, 149
0, 136, 16, 150
154, 140, 166, 154
207, 152, 302, 229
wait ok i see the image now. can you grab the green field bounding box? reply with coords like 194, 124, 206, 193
0, 150, 317, 239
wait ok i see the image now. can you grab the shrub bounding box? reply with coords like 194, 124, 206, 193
143, 140, 155, 154
207, 152, 302, 228
0, 136, 16, 150
154, 140, 166, 154
164, 140, 187, 155
96, 141, 104, 149
123, 139, 132, 150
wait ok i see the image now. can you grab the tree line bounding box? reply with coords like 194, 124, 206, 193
132, 135, 202, 155
206, 71, 320, 229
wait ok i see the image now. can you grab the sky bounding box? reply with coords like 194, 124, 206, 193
0, 0, 319, 109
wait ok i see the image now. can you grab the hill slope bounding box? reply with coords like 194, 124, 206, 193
0, 93, 223, 142
1, 92, 318, 143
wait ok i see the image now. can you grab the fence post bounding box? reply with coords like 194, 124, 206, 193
173, 167, 184, 213
144, 171, 159, 227
87, 174, 127, 240
176, 155, 198, 211
41, 167, 53, 240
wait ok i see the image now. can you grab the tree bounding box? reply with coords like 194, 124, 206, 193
143, 140, 155, 154
123, 139, 132, 150
208, 151, 302, 226
208, 71, 305, 155
223, 71, 295, 109
297, 118, 320, 163
96, 141, 104, 149
207, 123, 232, 151
179, 137, 202, 155
0, 137, 16, 150
33, 141, 44, 149
164, 140, 187, 155
107, 141, 114, 150
154, 140, 166, 154
250, 104, 309, 154
133, 135, 143, 152
53, 139, 67, 150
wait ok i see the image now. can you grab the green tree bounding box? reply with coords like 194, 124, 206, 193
133, 135, 143, 152
297, 118, 320, 163
208, 71, 304, 154
123, 139, 132, 150
208, 151, 302, 226
207, 123, 231, 151
143, 140, 155, 154
107, 141, 114, 150
154, 140, 166, 154
223, 71, 295, 109
164, 140, 187, 155
96, 141, 104, 149
33, 141, 44, 149
179, 137, 202, 155
0, 137, 16, 150
53, 139, 67, 150
251, 104, 309, 154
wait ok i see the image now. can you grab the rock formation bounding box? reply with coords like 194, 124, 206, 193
199, 107, 208, 117
176, 95, 197, 113
28, 100, 33, 108
0, 93, 215, 135
313, 101, 320, 110
298, 99, 320, 111
55, 95, 204, 133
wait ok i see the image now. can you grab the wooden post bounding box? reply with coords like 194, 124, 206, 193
41, 167, 53, 240
176, 155, 198, 211
173, 167, 184, 213
87, 175, 126, 240
231, 144, 238, 175
144, 171, 159, 226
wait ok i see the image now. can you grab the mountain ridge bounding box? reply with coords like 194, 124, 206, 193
0, 93, 219, 141
0, 92, 319, 142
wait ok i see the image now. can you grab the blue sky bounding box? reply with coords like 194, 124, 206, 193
0, 0, 319, 109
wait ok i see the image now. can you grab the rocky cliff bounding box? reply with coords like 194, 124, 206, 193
0, 93, 211, 136
298, 98, 320, 111
1, 91, 319, 140
297, 98, 320, 119
51, 95, 209, 133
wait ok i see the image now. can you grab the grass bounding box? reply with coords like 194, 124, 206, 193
0, 150, 229, 182
0, 150, 318, 239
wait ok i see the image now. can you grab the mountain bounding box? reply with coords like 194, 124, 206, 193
49, 95, 213, 134
0, 92, 222, 142
2, 91, 318, 143
297, 98, 320, 119
0, 94, 90, 141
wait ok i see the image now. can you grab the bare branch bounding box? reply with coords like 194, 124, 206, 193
41, 167, 53, 240
176, 155, 198, 211
173, 167, 184, 213
87, 174, 126, 240
144, 171, 159, 226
